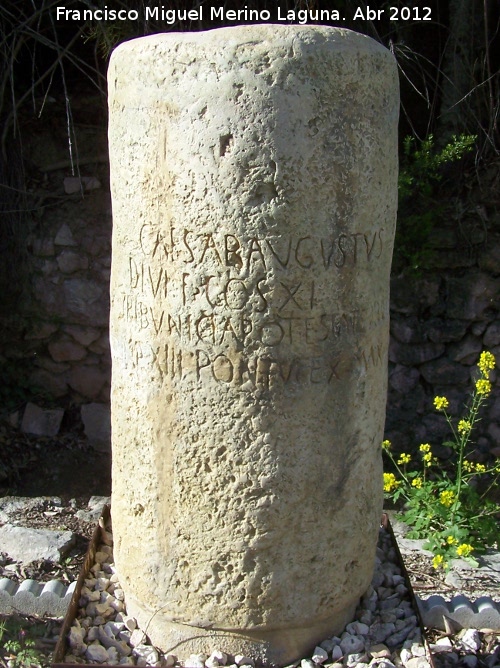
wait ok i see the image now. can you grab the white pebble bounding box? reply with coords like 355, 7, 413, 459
235, 657, 254, 667
133, 644, 159, 666
129, 628, 147, 647
206, 651, 227, 667
300, 660, 315, 668
312, 646, 328, 664
460, 629, 481, 653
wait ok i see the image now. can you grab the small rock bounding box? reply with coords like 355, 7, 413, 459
206, 651, 227, 667
345, 652, 368, 667
107, 647, 119, 663
133, 644, 159, 667
165, 655, 177, 667
369, 644, 391, 659
86, 642, 109, 663
461, 656, 478, 668
331, 645, 343, 662
405, 658, 431, 668
459, 629, 481, 653
312, 646, 328, 664
186, 654, 206, 668
369, 622, 396, 644
64, 176, 101, 194
319, 638, 336, 653
129, 628, 146, 647
347, 622, 370, 636
430, 637, 454, 653
400, 648, 412, 664
123, 616, 137, 631
235, 657, 254, 667
340, 634, 365, 655
409, 643, 425, 657
370, 660, 395, 668
21, 402, 64, 436
300, 660, 315, 668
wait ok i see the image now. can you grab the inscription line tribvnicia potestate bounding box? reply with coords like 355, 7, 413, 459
108, 24, 399, 666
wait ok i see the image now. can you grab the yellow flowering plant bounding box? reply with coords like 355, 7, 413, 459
383, 351, 499, 570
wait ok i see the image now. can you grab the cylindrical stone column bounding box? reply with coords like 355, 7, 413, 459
108, 25, 399, 666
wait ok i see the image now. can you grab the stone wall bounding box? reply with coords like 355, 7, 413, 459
386, 218, 500, 458
0, 94, 112, 446
25, 189, 111, 403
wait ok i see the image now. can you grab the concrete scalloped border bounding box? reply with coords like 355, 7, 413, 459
417, 594, 500, 631
0, 578, 77, 617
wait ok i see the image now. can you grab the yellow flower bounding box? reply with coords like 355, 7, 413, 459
432, 554, 446, 569
434, 396, 449, 411
383, 472, 399, 493
476, 378, 492, 396
456, 543, 474, 558
478, 351, 495, 375
475, 463, 486, 473
457, 420, 472, 435
382, 440, 392, 451
446, 536, 457, 545
422, 452, 433, 467
439, 490, 456, 507
419, 443, 431, 453
398, 453, 411, 465
463, 460, 474, 473
411, 477, 423, 489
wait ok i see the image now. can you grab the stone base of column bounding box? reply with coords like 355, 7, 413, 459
126, 594, 357, 666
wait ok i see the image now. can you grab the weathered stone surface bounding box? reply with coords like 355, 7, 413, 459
48, 336, 87, 362
389, 340, 444, 366
32, 238, 55, 257
419, 358, 471, 385
446, 272, 500, 320
67, 364, 109, 400
34, 355, 71, 373
81, 402, 111, 452
108, 25, 398, 665
483, 320, 500, 348
63, 176, 101, 194
388, 365, 420, 394
63, 324, 102, 346
64, 278, 108, 323
0, 524, 75, 563
24, 321, 59, 340
448, 334, 482, 364
390, 276, 441, 315
390, 317, 424, 344
21, 402, 64, 436
425, 318, 468, 344
54, 223, 78, 246
57, 250, 89, 273
29, 368, 69, 398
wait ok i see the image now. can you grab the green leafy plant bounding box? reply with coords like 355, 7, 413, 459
0, 622, 44, 668
383, 351, 500, 570
395, 133, 477, 271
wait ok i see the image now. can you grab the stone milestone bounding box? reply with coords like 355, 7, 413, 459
108, 25, 399, 665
